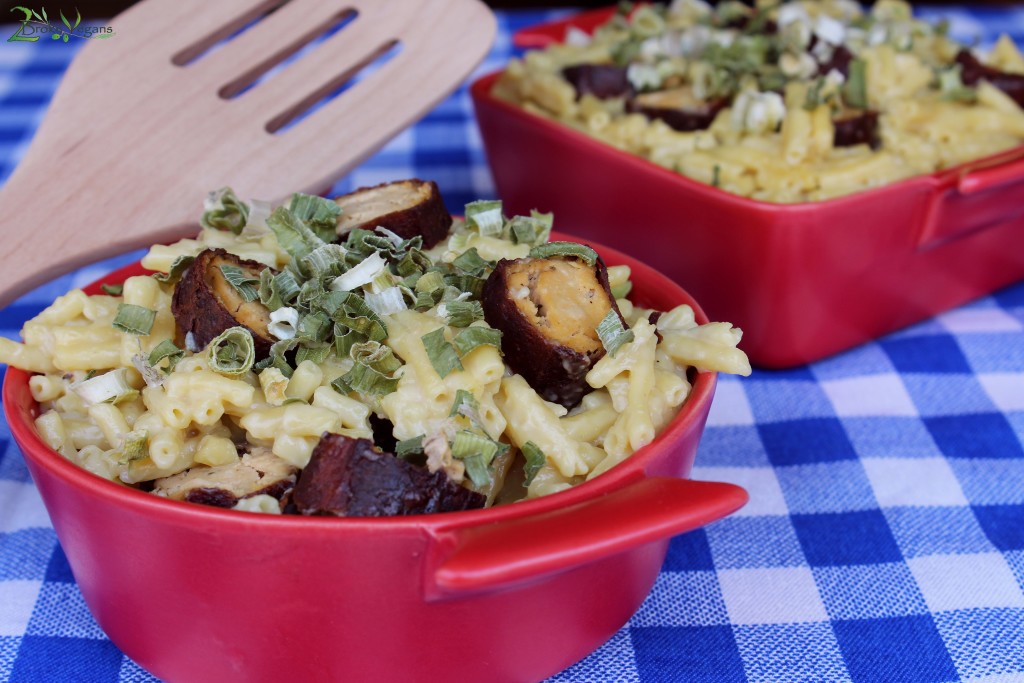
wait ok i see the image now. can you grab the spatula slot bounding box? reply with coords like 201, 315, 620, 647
171, 0, 292, 67
218, 8, 359, 100
264, 38, 402, 134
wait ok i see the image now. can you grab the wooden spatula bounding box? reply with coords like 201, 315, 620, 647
0, 0, 495, 308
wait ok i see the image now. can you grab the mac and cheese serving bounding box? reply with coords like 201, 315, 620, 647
1, 181, 749, 516
494, 0, 1024, 202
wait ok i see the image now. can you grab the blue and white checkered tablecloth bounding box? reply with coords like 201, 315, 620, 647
2, 5, 1024, 683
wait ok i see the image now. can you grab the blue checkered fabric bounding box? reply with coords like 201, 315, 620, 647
2, 6, 1024, 682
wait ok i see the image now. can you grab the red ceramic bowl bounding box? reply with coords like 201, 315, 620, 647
3, 233, 747, 683
472, 12, 1024, 368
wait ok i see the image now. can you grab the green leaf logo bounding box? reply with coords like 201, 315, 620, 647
8, 5, 111, 43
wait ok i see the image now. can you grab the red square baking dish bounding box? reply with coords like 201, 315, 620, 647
470, 9, 1024, 368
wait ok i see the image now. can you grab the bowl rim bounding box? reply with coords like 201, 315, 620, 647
3, 230, 719, 534
470, 69, 1024, 213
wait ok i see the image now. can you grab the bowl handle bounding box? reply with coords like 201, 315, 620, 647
424, 476, 747, 599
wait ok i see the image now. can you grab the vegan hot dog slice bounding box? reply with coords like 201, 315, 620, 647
292, 434, 485, 516
562, 63, 634, 100
628, 86, 728, 132
171, 248, 275, 359
482, 250, 626, 409
152, 448, 297, 509
334, 179, 452, 249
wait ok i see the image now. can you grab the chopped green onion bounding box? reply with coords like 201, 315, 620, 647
396, 435, 425, 458
422, 328, 463, 378
148, 339, 184, 372
439, 285, 467, 303
330, 252, 387, 292
843, 58, 868, 109
260, 338, 298, 377
444, 273, 486, 298
414, 270, 445, 294
244, 199, 273, 234
452, 326, 502, 357
119, 430, 149, 463
508, 211, 553, 245
374, 226, 404, 248
364, 287, 408, 317
396, 248, 432, 277
450, 430, 505, 487
131, 352, 164, 389
464, 200, 505, 237
712, 164, 722, 188
596, 310, 634, 357
460, 455, 491, 487
332, 361, 399, 396
331, 340, 402, 396
331, 326, 359, 358
528, 241, 598, 266
452, 247, 491, 276
112, 304, 156, 336
329, 292, 388, 341
298, 277, 327, 308
266, 205, 326, 261
446, 231, 473, 255
630, 4, 667, 38
201, 188, 249, 235
152, 255, 195, 284
100, 283, 123, 296
610, 280, 633, 300
300, 244, 348, 280
268, 307, 300, 340
803, 76, 824, 111
415, 289, 442, 311
218, 265, 260, 303
443, 300, 484, 327
295, 311, 331, 344
294, 343, 331, 366
936, 64, 977, 103
259, 268, 301, 310
449, 389, 480, 421
522, 441, 546, 486
207, 327, 256, 377
351, 340, 402, 374
288, 193, 342, 242
71, 368, 138, 405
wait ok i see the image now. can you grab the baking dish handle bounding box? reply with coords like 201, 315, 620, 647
425, 476, 746, 599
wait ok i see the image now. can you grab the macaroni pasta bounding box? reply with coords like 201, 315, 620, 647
0, 188, 751, 513
494, 0, 1024, 202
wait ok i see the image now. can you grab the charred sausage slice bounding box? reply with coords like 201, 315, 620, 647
833, 109, 880, 149
152, 448, 298, 509
955, 49, 1024, 107
562, 64, 634, 100
482, 254, 625, 409
334, 179, 452, 249
628, 87, 728, 132
171, 248, 274, 359
292, 434, 485, 516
